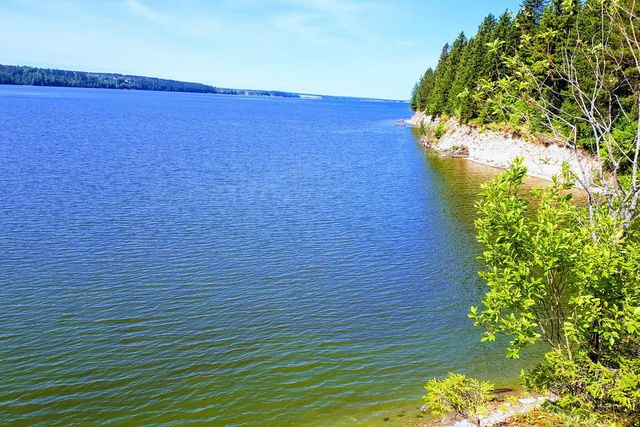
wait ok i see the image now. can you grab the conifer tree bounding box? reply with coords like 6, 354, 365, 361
428, 33, 467, 116
425, 43, 450, 115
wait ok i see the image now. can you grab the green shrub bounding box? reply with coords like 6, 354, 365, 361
471, 158, 640, 423
523, 349, 640, 419
433, 123, 446, 140
423, 373, 494, 426
418, 120, 427, 136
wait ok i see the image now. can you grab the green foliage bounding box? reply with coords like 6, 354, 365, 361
470, 158, 578, 358
410, 82, 421, 112
410, 0, 638, 156
609, 116, 640, 173
433, 123, 446, 140
423, 373, 494, 426
411, 68, 435, 112
471, 158, 640, 421
505, 408, 620, 427
427, 34, 468, 116
471, 158, 640, 361
524, 350, 640, 416
411, 7, 514, 121
418, 120, 427, 136
436, 1, 640, 424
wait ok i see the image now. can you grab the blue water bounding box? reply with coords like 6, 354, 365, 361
0, 86, 521, 426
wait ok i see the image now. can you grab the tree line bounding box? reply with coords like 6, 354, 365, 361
0, 64, 298, 97
410, 0, 638, 156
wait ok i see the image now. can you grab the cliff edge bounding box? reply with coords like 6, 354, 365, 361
408, 112, 599, 187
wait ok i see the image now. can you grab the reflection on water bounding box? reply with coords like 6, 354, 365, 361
1, 86, 538, 427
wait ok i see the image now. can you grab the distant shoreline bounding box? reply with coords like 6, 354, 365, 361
0, 64, 406, 103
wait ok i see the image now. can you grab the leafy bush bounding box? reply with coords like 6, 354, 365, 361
418, 120, 427, 136
471, 158, 640, 361
433, 123, 446, 140
471, 158, 640, 423
423, 373, 494, 426
523, 350, 640, 416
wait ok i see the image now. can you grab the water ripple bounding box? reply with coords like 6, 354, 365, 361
0, 86, 526, 426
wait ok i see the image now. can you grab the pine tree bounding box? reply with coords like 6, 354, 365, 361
411, 68, 435, 111
517, 0, 547, 31
408, 0, 640, 136
448, 38, 475, 118
410, 80, 421, 111
425, 43, 450, 115
418, 68, 435, 111
428, 33, 467, 116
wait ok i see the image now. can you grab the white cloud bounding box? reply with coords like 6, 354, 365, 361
122, 0, 238, 41
268, 0, 379, 43
270, 12, 324, 39
124, 0, 171, 25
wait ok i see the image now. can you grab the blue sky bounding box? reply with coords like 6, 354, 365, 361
0, 0, 522, 99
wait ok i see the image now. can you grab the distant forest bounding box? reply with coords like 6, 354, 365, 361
0, 64, 298, 97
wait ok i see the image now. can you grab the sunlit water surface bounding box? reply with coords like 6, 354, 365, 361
0, 86, 526, 426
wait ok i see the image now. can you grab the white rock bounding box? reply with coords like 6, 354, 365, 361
407, 112, 599, 190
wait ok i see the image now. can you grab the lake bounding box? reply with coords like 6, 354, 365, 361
0, 86, 523, 426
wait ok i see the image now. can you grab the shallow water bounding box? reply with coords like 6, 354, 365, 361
0, 86, 525, 426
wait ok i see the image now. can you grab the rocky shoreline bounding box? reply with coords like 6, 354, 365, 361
420, 394, 548, 427
407, 112, 599, 187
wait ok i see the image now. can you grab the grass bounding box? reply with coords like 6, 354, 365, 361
497, 407, 640, 427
